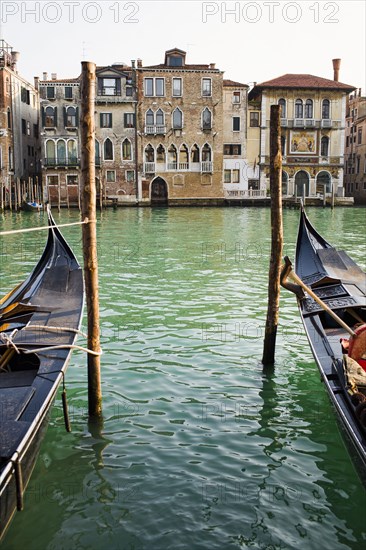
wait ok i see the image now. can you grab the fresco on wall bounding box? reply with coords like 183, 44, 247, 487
290, 131, 316, 154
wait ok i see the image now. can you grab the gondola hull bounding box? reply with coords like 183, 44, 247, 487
0, 209, 84, 539
282, 206, 366, 483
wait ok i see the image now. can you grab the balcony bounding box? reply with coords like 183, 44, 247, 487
44, 158, 80, 167
144, 125, 166, 135
321, 119, 332, 128
225, 189, 267, 199
143, 161, 213, 174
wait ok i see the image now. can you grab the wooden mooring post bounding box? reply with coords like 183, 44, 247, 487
80, 61, 102, 418
262, 105, 283, 366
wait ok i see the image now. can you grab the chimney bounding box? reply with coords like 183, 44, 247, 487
51, 73, 57, 80
359, 88, 362, 97
34, 76, 39, 90
11, 51, 20, 72
137, 59, 142, 68
131, 60, 136, 69
43, 72, 48, 81
209, 63, 216, 69
332, 58, 341, 82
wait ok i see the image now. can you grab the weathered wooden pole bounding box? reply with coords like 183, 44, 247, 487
80, 61, 102, 418
262, 105, 283, 366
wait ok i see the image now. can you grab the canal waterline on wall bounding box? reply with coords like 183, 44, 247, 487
1, 206, 365, 549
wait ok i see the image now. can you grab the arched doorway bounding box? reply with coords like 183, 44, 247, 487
316, 171, 331, 194
151, 177, 168, 205
295, 170, 309, 197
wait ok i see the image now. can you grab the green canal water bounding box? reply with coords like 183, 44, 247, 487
1, 206, 366, 550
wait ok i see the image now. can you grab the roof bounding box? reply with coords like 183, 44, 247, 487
249, 73, 356, 99
223, 79, 248, 88
39, 77, 80, 84
141, 64, 220, 71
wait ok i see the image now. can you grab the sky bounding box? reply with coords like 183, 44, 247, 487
0, 0, 365, 90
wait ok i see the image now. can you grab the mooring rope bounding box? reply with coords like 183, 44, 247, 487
0, 325, 102, 357
0, 218, 92, 237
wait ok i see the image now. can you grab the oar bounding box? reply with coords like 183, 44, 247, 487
281, 256, 356, 337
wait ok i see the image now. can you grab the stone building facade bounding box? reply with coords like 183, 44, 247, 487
344, 89, 366, 204
39, 73, 81, 207
0, 40, 40, 206
136, 48, 225, 205
248, 61, 356, 200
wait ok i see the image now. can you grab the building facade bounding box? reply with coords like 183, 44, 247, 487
136, 48, 225, 205
0, 40, 40, 207
344, 89, 366, 204
248, 61, 356, 200
222, 80, 251, 200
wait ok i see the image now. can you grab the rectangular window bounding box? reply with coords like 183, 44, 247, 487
100, 113, 112, 128
250, 112, 260, 127
232, 169, 240, 183
144, 78, 164, 97
124, 113, 135, 128
232, 91, 240, 103
33, 124, 39, 138
358, 128, 362, 144
126, 170, 135, 182
172, 78, 182, 97
224, 144, 241, 155
106, 170, 116, 182
232, 117, 240, 131
202, 78, 212, 97
126, 86, 133, 97
47, 175, 59, 185
155, 78, 164, 97
145, 78, 154, 96
67, 175, 78, 185
224, 169, 231, 183
46, 87, 55, 99
65, 86, 73, 99
21, 119, 26, 134
99, 78, 120, 96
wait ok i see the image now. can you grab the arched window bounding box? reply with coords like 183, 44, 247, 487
46, 140, 56, 165
179, 144, 189, 165
322, 99, 330, 119
104, 138, 113, 160
191, 144, 200, 163
66, 106, 77, 127
122, 138, 132, 160
57, 139, 66, 163
146, 109, 154, 126
156, 144, 165, 163
95, 140, 101, 164
45, 106, 55, 127
281, 135, 286, 156
156, 109, 164, 126
202, 143, 212, 162
168, 144, 177, 165
278, 98, 286, 118
321, 136, 329, 156
145, 144, 154, 162
295, 99, 303, 119
202, 108, 212, 130
172, 108, 183, 129
305, 99, 313, 119
67, 139, 77, 163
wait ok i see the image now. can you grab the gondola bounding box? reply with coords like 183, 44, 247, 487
0, 207, 84, 539
281, 205, 366, 483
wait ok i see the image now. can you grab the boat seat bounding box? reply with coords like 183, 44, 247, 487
0, 386, 35, 422
0, 370, 38, 389
0, 420, 31, 459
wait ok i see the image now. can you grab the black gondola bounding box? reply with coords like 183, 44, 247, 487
281, 205, 366, 483
0, 208, 84, 539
